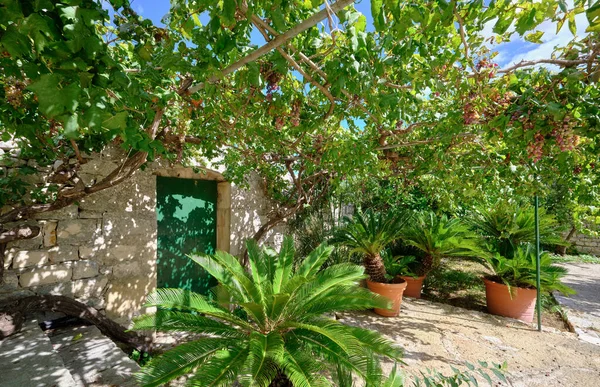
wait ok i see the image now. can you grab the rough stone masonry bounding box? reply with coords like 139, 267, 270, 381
0, 143, 285, 323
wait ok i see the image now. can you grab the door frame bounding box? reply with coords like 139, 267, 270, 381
154, 166, 231, 253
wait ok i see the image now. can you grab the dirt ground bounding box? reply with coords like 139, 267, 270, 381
339, 298, 600, 386
422, 259, 571, 332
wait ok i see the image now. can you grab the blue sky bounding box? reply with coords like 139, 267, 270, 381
126, 0, 589, 69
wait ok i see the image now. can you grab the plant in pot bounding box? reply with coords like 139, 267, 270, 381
469, 201, 567, 259
381, 251, 423, 298
480, 244, 575, 322
132, 236, 403, 386
330, 209, 409, 316
399, 212, 482, 298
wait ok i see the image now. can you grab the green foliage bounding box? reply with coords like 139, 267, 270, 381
335, 361, 508, 387
482, 245, 575, 294
132, 236, 402, 387
400, 212, 482, 275
382, 252, 419, 279
469, 202, 566, 259
1, 0, 598, 235
424, 266, 485, 300
330, 209, 410, 282
331, 209, 408, 258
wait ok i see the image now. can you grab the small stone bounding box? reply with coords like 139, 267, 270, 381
10, 250, 49, 268
72, 260, 99, 280
73, 275, 108, 300
57, 218, 100, 243
48, 245, 79, 264
19, 264, 72, 287
42, 221, 58, 247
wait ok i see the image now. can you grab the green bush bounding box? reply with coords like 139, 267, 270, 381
132, 237, 403, 386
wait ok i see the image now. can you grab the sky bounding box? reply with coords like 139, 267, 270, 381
125, 0, 589, 70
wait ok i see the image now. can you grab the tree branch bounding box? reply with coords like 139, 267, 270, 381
252, 20, 336, 119
186, 0, 355, 94
498, 58, 592, 74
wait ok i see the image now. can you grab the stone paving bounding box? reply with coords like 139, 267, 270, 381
47, 325, 140, 387
339, 297, 600, 386
0, 320, 139, 387
555, 263, 600, 346
0, 319, 77, 387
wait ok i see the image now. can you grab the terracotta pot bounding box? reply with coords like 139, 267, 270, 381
366, 279, 408, 317
399, 275, 426, 298
483, 278, 537, 323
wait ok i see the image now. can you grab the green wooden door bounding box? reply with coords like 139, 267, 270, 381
156, 176, 217, 295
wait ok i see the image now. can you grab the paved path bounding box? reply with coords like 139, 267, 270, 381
0, 319, 77, 387
340, 298, 600, 386
48, 325, 140, 387
555, 263, 600, 346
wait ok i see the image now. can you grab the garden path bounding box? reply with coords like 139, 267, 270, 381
339, 297, 600, 386
554, 263, 600, 346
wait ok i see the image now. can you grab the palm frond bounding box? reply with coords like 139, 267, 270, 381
186, 346, 250, 387
143, 288, 253, 330
135, 338, 240, 387
131, 310, 247, 338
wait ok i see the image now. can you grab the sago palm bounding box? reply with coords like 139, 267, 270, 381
482, 244, 575, 295
469, 202, 566, 259
330, 209, 409, 283
132, 236, 403, 387
400, 212, 481, 275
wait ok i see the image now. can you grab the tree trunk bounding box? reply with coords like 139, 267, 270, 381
0, 295, 151, 352
364, 253, 387, 283
421, 254, 434, 276
556, 226, 576, 255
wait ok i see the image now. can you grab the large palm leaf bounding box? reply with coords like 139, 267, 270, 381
133, 236, 403, 386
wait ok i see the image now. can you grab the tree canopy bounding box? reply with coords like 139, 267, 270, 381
1, 0, 599, 241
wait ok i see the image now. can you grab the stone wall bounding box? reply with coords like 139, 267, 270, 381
1, 145, 286, 323
571, 232, 600, 255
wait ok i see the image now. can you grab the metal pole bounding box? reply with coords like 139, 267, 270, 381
534, 195, 542, 331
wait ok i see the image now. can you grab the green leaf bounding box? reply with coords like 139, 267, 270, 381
62, 113, 79, 138
222, 0, 236, 26
568, 12, 577, 35
0, 26, 30, 58
371, 0, 384, 30
524, 31, 544, 43
102, 112, 128, 130
27, 74, 81, 118
586, 1, 600, 28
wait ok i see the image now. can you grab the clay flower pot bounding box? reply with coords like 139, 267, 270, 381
483, 277, 537, 323
399, 275, 426, 298
366, 279, 408, 317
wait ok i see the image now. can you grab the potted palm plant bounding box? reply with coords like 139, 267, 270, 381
381, 251, 423, 298
132, 236, 403, 386
399, 212, 481, 298
480, 244, 574, 322
469, 201, 567, 259
330, 209, 409, 316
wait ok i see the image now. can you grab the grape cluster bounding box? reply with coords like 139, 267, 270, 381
290, 100, 301, 127
4, 77, 26, 108
526, 132, 545, 162
274, 116, 284, 130
476, 59, 498, 79
463, 102, 480, 125
551, 116, 579, 151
